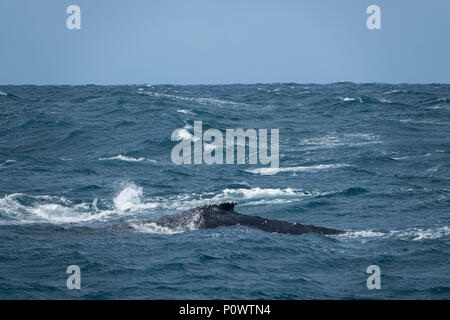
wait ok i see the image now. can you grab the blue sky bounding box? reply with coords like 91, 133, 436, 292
1, 0, 449, 85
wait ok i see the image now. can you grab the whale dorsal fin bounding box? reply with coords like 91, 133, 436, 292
217, 202, 237, 211
196, 202, 238, 213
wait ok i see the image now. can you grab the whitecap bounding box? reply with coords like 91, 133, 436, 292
138, 90, 243, 106
338, 230, 385, 238
1, 159, 16, 167
392, 156, 409, 160
30, 203, 112, 224
0, 182, 158, 225
392, 226, 449, 241
98, 155, 156, 163
383, 89, 407, 95
378, 98, 392, 103
246, 164, 348, 175
0, 193, 115, 225
172, 128, 199, 142
297, 132, 381, 150
141, 186, 329, 211
337, 97, 362, 103
177, 109, 193, 115
336, 226, 449, 241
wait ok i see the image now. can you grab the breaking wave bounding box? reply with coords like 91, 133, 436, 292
296, 132, 381, 150
246, 164, 348, 175
98, 155, 156, 163
177, 109, 193, 115
0, 183, 157, 225
138, 89, 243, 106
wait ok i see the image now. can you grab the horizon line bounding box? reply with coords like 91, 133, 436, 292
1, 81, 450, 87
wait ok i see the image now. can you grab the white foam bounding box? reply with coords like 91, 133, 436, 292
177, 109, 193, 115
387, 226, 450, 240
0, 193, 115, 225
409, 226, 449, 240
338, 230, 385, 238
139, 90, 242, 106
294, 91, 311, 96
378, 98, 392, 103
130, 222, 181, 235
142, 186, 327, 211
172, 128, 200, 142
30, 203, 112, 224
337, 97, 362, 103
113, 183, 157, 212
1, 159, 16, 167
246, 164, 348, 175
0, 91, 7, 96
113, 184, 143, 211
392, 156, 409, 160
337, 226, 449, 241
383, 89, 407, 95
0, 183, 158, 225
218, 187, 297, 199
297, 133, 381, 150
98, 155, 156, 163
129, 206, 203, 234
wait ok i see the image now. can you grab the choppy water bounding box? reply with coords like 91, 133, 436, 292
0, 83, 449, 299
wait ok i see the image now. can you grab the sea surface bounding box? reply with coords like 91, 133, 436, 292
0, 83, 449, 299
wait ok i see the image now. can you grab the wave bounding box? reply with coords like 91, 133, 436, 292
0, 183, 157, 225
0, 90, 7, 96
112, 183, 158, 211
378, 98, 392, 103
297, 132, 381, 150
98, 155, 156, 163
0, 159, 16, 167
143, 187, 326, 211
246, 164, 348, 175
0, 193, 115, 225
337, 96, 363, 103
427, 97, 448, 104
138, 89, 242, 106
338, 226, 449, 241
177, 109, 193, 115
383, 89, 407, 95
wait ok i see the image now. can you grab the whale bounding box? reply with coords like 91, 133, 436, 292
143, 202, 344, 235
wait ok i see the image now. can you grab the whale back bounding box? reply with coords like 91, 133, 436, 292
216, 202, 237, 211
197, 202, 237, 213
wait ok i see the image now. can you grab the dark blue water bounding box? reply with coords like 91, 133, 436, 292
0, 83, 449, 299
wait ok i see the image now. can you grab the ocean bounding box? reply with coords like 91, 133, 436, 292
0, 83, 449, 299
